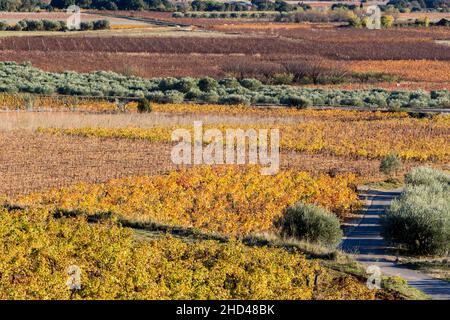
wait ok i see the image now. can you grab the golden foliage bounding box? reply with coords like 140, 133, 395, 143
348, 60, 450, 82
39, 114, 450, 162
0, 93, 411, 121
0, 207, 376, 300
16, 167, 360, 235
0, 94, 117, 112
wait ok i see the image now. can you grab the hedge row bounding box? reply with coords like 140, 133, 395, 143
0, 19, 110, 32
0, 62, 449, 109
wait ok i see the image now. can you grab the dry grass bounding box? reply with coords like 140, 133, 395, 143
0, 111, 313, 130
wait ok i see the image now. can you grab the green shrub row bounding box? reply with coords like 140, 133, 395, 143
0, 62, 449, 109
0, 19, 110, 32
382, 167, 450, 256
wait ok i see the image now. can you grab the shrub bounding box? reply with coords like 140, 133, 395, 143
381, 15, 395, 28
80, 21, 94, 31
158, 77, 178, 91
219, 78, 241, 89
404, 166, 449, 187
93, 20, 110, 30
137, 97, 152, 113
382, 183, 449, 256
42, 19, 61, 31
240, 78, 262, 90
280, 95, 312, 109
379, 154, 402, 177
174, 77, 197, 93
172, 12, 184, 18
219, 94, 250, 106
161, 90, 185, 103
199, 91, 220, 103
16, 20, 27, 31
185, 88, 202, 100
0, 21, 8, 31
277, 203, 343, 247
24, 19, 44, 31
253, 94, 280, 105
198, 77, 218, 92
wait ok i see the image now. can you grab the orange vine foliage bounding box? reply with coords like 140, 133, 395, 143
39, 114, 450, 162
16, 166, 360, 235
348, 60, 450, 82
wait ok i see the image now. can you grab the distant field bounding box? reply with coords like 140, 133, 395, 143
0, 11, 150, 26
397, 12, 450, 22
1, 105, 443, 196
0, 10, 449, 88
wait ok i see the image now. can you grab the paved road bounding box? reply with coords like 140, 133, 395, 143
341, 189, 450, 300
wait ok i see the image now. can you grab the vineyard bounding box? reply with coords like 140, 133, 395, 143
38, 115, 450, 161
0, 206, 385, 300
0, 22, 449, 90
0, 7, 448, 301
14, 166, 360, 235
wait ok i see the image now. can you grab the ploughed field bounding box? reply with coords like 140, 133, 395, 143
0, 20, 449, 88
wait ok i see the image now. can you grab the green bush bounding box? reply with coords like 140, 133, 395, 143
280, 95, 312, 108
219, 94, 250, 106
93, 20, 110, 30
405, 166, 449, 187
219, 78, 241, 89
16, 20, 27, 31
382, 182, 449, 256
0, 21, 8, 31
161, 90, 185, 103
137, 98, 152, 113
24, 19, 44, 31
158, 77, 178, 91
174, 77, 197, 93
172, 12, 184, 18
199, 91, 220, 103
185, 88, 202, 100
198, 77, 218, 92
240, 78, 262, 90
277, 203, 343, 248
42, 19, 62, 31
379, 153, 402, 177
80, 21, 94, 31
